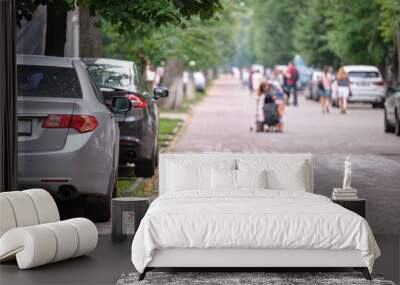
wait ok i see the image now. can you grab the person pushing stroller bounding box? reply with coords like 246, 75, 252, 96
256, 81, 284, 132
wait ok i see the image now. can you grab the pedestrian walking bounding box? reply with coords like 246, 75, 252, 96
285, 61, 299, 106
251, 68, 263, 95
336, 65, 350, 114
270, 67, 285, 100
319, 65, 333, 114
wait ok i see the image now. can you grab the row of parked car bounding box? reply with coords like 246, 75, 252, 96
17, 55, 169, 222
304, 65, 400, 136
305, 65, 386, 108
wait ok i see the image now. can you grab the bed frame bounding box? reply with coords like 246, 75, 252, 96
139, 248, 370, 280
139, 153, 372, 281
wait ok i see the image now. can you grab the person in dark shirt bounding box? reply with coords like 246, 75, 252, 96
258, 81, 282, 132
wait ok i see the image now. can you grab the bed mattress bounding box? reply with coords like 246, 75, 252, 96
131, 190, 380, 273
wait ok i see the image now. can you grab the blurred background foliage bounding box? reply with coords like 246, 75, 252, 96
16, 0, 400, 81
101, 0, 241, 70
244, 0, 399, 81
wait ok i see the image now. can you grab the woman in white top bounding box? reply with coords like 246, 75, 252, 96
336, 66, 351, 114
319, 65, 333, 114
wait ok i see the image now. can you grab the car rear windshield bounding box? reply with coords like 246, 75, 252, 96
17, 65, 82, 98
348, 71, 380, 78
86, 64, 135, 91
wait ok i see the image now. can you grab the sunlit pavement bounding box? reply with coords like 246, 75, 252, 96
173, 75, 400, 235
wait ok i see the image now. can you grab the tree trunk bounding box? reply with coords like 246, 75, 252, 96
79, 8, 102, 58
185, 75, 196, 100
45, 1, 69, 56
0, 0, 18, 192
161, 58, 184, 109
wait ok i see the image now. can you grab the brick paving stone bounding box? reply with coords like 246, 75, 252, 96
173, 75, 400, 234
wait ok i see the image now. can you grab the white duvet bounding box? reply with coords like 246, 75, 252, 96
131, 190, 380, 273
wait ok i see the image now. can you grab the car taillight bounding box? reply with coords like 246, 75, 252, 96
373, 81, 384, 86
127, 94, 147, 109
42, 115, 98, 133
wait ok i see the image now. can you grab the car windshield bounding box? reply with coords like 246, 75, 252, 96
17, 65, 82, 98
87, 64, 132, 90
348, 71, 380, 78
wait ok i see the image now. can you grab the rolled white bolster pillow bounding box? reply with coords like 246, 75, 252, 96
42, 221, 79, 263
0, 226, 57, 269
64, 218, 98, 257
0, 218, 97, 269
23, 189, 60, 224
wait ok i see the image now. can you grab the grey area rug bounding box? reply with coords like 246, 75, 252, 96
116, 272, 396, 285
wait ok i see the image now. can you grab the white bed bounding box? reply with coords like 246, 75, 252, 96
131, 153, 380, 280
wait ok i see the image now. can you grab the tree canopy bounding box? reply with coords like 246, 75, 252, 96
239, 0, 399, 81
17, 0, 223, 29
102, 0, 241, 70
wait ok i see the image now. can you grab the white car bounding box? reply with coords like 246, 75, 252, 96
344, 65, 386, 108
193, 71, 206, 92
305, 71, 322, 101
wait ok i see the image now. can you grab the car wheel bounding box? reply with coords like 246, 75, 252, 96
384, 108, 395, 133
154, 146, 159, 168
84, 175, 115, 222
84, 193, 111, 222
135, 153, 156, 178
372, 103, 379, 108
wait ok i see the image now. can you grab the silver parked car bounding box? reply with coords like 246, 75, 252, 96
384, 85, 400, 136
17, 54, 127, 222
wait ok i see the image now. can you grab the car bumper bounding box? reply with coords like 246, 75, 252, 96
18, 132, 114, 197
118, 116, 155, 164
348, 92, 385, 103
119, 135, 154, 164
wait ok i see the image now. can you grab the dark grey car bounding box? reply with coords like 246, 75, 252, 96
384, 85, 400, 136
85, 58, 168, 178
17, 55, 126, 222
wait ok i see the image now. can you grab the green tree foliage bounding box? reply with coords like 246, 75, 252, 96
326, 0, 387, 68
244, 0, 399, 79
251, 0, 305, 67
16, 0, 223, 56
102, 0, 240, 70
17, 0, 222, 28
377, 0, 400, 43
292, 0, 340, 68
377, 0, 400, 81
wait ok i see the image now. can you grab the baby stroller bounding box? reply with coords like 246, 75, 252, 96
255, 93, 281, 132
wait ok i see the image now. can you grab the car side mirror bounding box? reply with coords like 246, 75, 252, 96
153, 86, 169, 99
111, 97, 131, 113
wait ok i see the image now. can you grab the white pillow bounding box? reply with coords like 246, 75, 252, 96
166, 159, 236, 192
237, 159, 308, 191
236, 169, 267, 189
266, 167, 306, 191
167, 162, 211, 191
211, 168, 236, 191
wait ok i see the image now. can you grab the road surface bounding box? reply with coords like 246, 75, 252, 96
173, 75, 400, 235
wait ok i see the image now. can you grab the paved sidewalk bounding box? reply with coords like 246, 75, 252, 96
173, 75, 400, 234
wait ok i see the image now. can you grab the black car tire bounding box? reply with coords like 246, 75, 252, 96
372, 103, 379, 109
84, 174, 115, 222
135, 152, 156, 178
384, 108, 395, 133
84, 192, 111, 222
154, 146, 159, 168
